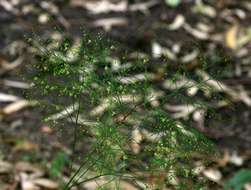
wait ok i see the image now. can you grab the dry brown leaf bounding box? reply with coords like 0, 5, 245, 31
203, 168, 222, 183
72, 0, 159, 14
41, 125, 53, 134
244, 2, 251, 12
192, 2, 216, 18
234, 9, 246, 19
118, 73, 155, 84
38, 13, 49, 24
3, 80, 30, 89
22, 4, 35, 15
0, 160, 13, 174
0, 93, 20, 102
74, 0, 127, 14
184, 23, 209, 40
18, 164, 56, 190
92, 18, 128, 31
129, 0, 160, 14
119, 181, 139, 190
215, 150, 230, 167
164, 104, 196, 119
180, 50, 198, 63
91, 95, 141, 116
40, 1, 70, 28
82, 178, 110, 190
245, 183, 251, 190
197, 22, 213, 32
14, 141, 39, 152
229, 151, 244, 166
0, 0, 19, 14
33, 179, 59, 189
152, 42, 162, 58
152, 42, 177, 60
19, 173, 40, 190
196, 70, 251, 107
225, 25, 238, 49
131, 127, 142, 154
15, 162, 43, 174
2, 100, 33, 115
168, 14, 185, 30
0, 57, 23, 75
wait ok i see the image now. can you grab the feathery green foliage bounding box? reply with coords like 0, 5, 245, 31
27, 31, 219, 189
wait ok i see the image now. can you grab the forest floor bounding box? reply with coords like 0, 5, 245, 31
1, 0, 251, 189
